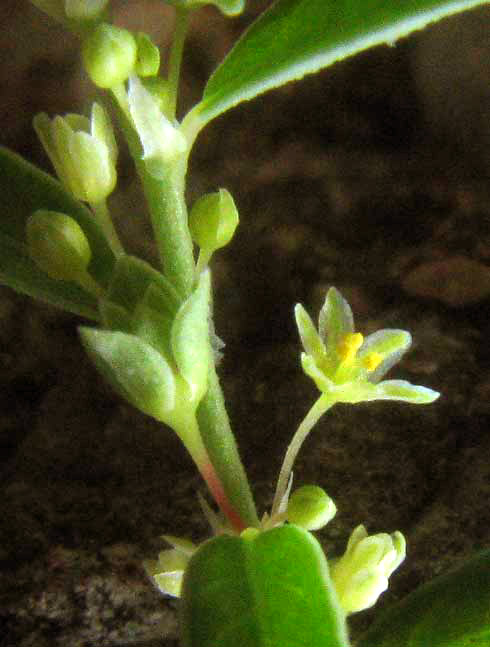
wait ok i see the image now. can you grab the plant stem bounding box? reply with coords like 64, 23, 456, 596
167, 7, 190, 119
197, 364, 260, 528
176, 412, 247, 533
110, 89, 259, 528
271, 394, 334, 516
90, 200, 124, 256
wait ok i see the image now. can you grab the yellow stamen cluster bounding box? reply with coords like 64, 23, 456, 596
363, 351, 383, 372
337, 332, 364, 363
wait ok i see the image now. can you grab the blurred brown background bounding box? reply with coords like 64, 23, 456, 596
1, 1, 490, 645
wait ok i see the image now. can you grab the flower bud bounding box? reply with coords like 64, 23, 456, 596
286, 485, 336, 531
34, 103, 117, 203
189, 189, 239, 256
65, 0, 109, 20
330, 525, 406, 614
135, 32, 160, 77
26, 210, 91, 282
82, 23, 137, 89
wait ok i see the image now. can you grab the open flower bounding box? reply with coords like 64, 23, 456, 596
330, 525, 406, 614
295, 287, 439, 405
34, 103, 117, 204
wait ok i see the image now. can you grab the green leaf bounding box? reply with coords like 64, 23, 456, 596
0, 146, 115, 288
180, 524, 350, 647
171, 269, 211, 401
193, 0, 490, 126
357, 548, 490, 647
107, 254, 181, 314
0, 232, 99, 320
79, 327, 176, 420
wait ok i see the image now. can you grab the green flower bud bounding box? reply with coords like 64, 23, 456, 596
65, 0, 109, 20
286, 485, 337, 531
189, 189, 239, 266
30, 0, 109, 23
33, 103, 117, 203
135, 32, 160, 77
82, 23, 137, 89
26, 210, 91, 282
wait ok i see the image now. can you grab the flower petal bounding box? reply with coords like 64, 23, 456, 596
371, 379, 440, 404
359, 329, 412, 383
294, 303, 325, 360
300, 353, 334, 395
318, 287, 354, 354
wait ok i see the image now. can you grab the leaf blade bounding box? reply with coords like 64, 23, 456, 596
180, 524, 350, 647
196, 0, 490, 125
357, 549, 490, 647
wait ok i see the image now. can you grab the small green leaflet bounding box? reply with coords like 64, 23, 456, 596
180, 524, 350, 647
357, 548, 490, 647
193, 0, 490, 126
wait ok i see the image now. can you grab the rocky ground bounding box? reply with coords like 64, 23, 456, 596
1, 1, 490, 645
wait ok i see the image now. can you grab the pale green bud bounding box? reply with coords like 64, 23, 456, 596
82, 23, 137, 89
30, 0, 108, 23
286, 485, 337, 531
189, 189, 239, 256
26, 210, 91, 282
330, 525, 406, 614
34, 103, 117, 203
64, 0, 109, 20
135, 32, 160, 77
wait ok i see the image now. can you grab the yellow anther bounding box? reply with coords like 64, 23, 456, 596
337, 332, 364, 363
363, 351, 383, 372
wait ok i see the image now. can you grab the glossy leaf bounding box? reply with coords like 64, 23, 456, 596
357, 548, 490, 647
180, 524, 350, 647
194, 0, 490, 126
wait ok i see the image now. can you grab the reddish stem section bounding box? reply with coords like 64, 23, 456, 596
200, 461, 247, 533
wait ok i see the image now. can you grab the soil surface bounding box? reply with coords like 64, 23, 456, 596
1, 2, 490, 646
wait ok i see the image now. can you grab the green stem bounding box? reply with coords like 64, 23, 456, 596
110, 91, 195, 297
109, 89, 259, 527
271, 394, 334, 517
197, 365, 260, 528
90, 200, 124, 256
167, 7, 190, 119
174, 412, 248, 533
